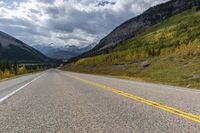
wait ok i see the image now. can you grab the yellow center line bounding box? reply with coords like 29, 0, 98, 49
65, 73, 200, 123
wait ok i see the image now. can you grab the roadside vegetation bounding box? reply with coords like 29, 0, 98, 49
65, 8, 200, 88
0, 61, 57, 79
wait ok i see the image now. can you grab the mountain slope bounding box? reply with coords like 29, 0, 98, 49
73, 0, 200, 60
0, 31, 51, 63
65, 6, 200, 88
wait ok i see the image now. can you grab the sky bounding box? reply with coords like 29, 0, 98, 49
0, 0, 168, 47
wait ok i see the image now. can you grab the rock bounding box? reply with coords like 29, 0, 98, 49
186, 84, 191, 88
140, 61, 150, 70
192, 74, 200, 79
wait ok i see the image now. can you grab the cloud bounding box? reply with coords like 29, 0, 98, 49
37, 0, 56, 4
97, 1, 116, 7
0, 0, 168, 47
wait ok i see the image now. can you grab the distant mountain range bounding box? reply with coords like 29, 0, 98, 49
33, 43, 96, 61
0, 31, 54, 63
0, 30, 95, 63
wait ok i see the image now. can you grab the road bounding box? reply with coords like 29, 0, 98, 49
0, 69, 200, 132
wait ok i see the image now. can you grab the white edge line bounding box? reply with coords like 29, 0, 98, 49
0, 73, 46, 103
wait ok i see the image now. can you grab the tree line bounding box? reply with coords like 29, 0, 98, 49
0, 61, 58, 79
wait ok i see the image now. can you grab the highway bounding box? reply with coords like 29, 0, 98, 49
0, 69, 200, 132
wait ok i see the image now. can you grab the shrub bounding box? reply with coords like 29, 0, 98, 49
2, 69, 13, 78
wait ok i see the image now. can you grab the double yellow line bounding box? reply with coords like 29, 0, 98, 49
66, 74, 200, 123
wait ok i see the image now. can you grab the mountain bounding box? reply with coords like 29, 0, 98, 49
65, 0, 200, 88
74, 0, 200, 60
33, 43, 95, 61
0, 31, 52, 63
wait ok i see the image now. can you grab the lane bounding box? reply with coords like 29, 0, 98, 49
0, 72, 44, 103
63, 71, 200, 117
64, 73, 200, 123
0, 69, 199, 132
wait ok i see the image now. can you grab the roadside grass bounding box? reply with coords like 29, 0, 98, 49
66, 56, 200, 89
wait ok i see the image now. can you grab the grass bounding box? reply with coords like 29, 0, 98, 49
66, 56, 200, 88
65, 9, 200, 89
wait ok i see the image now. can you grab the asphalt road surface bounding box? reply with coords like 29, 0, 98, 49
0, 69, 200, 132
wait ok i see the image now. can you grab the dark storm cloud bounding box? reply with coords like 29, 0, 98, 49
46, 7, 59, 17
0, 18, 33, 27
46, 5, 135, 35
29, 9, 41, 14
45, 6, 66, 18
0, 17, 49, 37
37, 0, 56, 4
45, 0, 168, 37
58, 35, 88, 42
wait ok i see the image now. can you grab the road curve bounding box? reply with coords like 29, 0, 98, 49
0, 69, 200, 132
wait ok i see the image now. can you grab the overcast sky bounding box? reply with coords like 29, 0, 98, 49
0, 0, 168, 47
